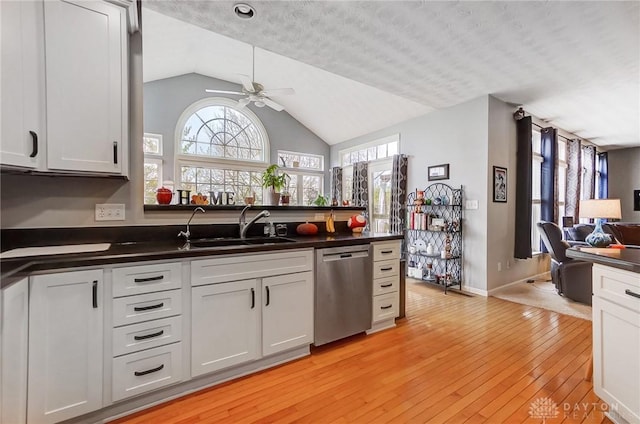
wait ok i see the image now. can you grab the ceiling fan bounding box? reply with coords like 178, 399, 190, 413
205, 46, 294, 112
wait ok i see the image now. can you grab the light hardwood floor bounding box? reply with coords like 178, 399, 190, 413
113, 281, 610, 424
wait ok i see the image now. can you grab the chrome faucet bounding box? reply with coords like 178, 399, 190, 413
178, 207, 205, 241
239, 205, 270, 238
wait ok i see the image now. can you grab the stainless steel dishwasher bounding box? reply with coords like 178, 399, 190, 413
314, 244, 372, 346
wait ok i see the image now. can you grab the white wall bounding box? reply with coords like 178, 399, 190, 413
608, 147, 640, 222
331, 95, 547, 292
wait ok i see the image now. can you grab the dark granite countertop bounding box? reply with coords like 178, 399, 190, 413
1, 231, 403, 289
567, 246, 640, 274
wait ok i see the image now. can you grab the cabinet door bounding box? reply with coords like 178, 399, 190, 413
1, 278, 29, 424
28, 270, 103, 424
44, 0, 127, 174
0, 0, 45, 169
593, 296, 640, 424
262, 272, 313, 356
191, 280, 258, 377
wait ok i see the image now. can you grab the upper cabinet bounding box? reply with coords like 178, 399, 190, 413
0, 0, 130, 177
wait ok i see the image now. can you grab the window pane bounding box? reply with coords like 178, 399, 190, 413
377, 144, 387, 159
144, 162, 160, 204
342, 166, 353, 205
558, 140, 566, 161
371, 168, 392, 233
558, 164, 567, 202
367, 147, 377, 161
531, 204, 541, 252
143, 134, 162, 154
532, 130, 541, 154
387, 141, 398, 156
532, 158, 542, 201
303, 175, 322, 206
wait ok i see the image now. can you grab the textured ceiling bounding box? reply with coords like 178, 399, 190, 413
143, 1, 640, 149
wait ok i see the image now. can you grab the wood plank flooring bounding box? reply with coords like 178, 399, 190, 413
113, 281, 611, 424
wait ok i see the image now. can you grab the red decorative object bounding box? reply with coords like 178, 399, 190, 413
156, 187, 173, 205
296, 222, 319, 235
347, 214, 366, 233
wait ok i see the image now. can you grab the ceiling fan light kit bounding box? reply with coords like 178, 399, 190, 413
205, 46, 293, 111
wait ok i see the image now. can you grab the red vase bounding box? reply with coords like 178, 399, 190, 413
156, 187, 173, 205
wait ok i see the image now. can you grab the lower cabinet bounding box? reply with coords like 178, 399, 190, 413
191, 279, 259, 377
28, 269, 104, 424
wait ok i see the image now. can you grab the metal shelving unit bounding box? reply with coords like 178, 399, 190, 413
405, 183, 463, 293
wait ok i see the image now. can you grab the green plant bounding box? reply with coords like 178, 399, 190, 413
313, 194, 329, 206
261, 164, 289, 193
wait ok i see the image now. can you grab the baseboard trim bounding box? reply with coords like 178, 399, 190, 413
487, 271, 551, 296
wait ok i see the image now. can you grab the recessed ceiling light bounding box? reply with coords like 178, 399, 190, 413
234, 3, 255, 19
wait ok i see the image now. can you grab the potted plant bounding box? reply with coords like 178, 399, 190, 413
261, 164, 289, 205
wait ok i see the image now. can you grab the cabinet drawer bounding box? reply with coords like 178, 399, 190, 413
372, 292, 398, 323
113, 290, 182, 327
113, 316, 182, 357
191, 249, 313, 286
112, 262, 182, 297
112, 342, 182, 402
374, 276, 398, 296
373, 259, 399, 280
593, 264, 640, 312
372, 241, 401, 261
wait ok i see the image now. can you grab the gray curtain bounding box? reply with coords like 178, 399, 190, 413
352, 161, 369, 225
514, 116, 533, 259
565, 139, 582, 222
581, 145, 596, 201
330, 167, 342, 205
389, 154, 408, 234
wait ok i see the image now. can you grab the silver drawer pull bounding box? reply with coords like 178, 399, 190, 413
134, 364, 164, 377
134, 330, 164, 341
134, 275, 164, 283
381, 305, 393, 310
625, 289, 640, 299
381, 283, 393, 288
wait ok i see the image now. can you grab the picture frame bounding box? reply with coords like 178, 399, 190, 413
634, 189, 640, 211
493, 166, 507, 203
428, 164, 449, 181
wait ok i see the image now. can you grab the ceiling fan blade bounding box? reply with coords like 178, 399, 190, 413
260, 88, 295, 97
205, 89, 244, 95
263, 98, 285, 112
238, 74, 255, 93
237, 98, 251, 108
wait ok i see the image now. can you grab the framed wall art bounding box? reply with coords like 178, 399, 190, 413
493, 166, 507, 203
428, 164, 449, 181
634, 189, 640, 211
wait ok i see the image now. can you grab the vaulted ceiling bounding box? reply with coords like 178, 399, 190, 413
142, 1, 640, 149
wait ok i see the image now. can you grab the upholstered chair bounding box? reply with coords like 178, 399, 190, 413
537, 221, 593, 305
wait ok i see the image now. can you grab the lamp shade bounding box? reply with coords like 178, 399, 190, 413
579, 199, 622, 219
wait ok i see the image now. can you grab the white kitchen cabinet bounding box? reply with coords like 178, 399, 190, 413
1, 278, 29, 424
44, 0, 128, 175
28, 269, 104, 424
262, 271, 313, 356
0, 0, 45, 169
369, 240, 401, 333
191, 279, 259, 377
592, 264, 640, 424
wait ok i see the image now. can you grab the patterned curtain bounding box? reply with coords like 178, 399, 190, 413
565, 139, 582, 222
597, 152, 608, 199
389, 154, 408, 234
330, 167, 343, 205
352, 161, 369, 226
581, 145, 596, 201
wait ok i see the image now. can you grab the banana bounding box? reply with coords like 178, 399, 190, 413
326, 213, 336, 233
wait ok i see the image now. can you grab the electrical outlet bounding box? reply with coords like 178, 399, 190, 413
95, 204, 125, 221
497, 262, 502, 272
506, 260, 511, 269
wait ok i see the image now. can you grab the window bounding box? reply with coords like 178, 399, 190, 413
143, 133, 163, 204
175, 98, 269, 203
339, 134, 399, 204
369, 159, 393, 232
531, 129, 543, 253
277, 151, 324, 205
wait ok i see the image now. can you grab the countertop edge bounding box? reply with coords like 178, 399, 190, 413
1, 233, 403, 289
566, 247, 640, 273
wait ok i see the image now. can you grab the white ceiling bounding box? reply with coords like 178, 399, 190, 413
142, 1, 640, 149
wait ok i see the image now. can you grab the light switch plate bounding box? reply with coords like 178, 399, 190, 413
95, 204, 125, 221
465, 200, 479, 210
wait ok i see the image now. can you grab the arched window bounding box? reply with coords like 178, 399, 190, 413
175, 98, 269, 203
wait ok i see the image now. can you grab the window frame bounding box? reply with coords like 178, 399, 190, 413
277, 150, 325, 205
338, 133, 399, 168
143, 133, 164, 204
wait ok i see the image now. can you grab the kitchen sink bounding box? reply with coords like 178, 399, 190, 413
187, 237, 297, 249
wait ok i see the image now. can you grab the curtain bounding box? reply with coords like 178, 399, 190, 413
330, 167, 343, 205
540, 128, 558, 223
352, 161, 369, 227
565, 139, 582, 223
514, 116, 533, 259
597, 152, 608, 199
581, 145, 596, 201
389, 154, 408, 234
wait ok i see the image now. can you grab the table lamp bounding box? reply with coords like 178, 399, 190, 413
579, 199, 622, 247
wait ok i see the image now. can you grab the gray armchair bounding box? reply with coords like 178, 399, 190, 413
537, 221, 593, 305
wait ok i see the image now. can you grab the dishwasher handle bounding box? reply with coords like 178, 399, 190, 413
322, 250, 369, 262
